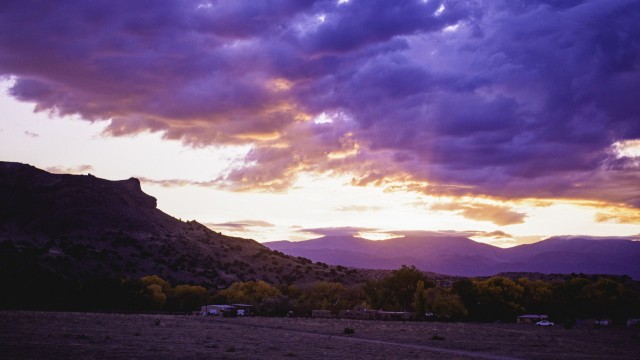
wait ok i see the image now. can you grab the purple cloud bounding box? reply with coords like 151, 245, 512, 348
206, 220, 276, 233
300, 226, 377, 237
1, 0, 639, 207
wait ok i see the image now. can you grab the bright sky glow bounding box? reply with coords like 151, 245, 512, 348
443, 23, 461, 33
1, 1, 639, 248
2, 87, 638, 246
313, 112, 333, 124
613, 139, 640, 158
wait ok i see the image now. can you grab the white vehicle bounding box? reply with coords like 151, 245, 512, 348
536, 320, 554, 326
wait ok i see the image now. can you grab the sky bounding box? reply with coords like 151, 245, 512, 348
1, 0, 639, 247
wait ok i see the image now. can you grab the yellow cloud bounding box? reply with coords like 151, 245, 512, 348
268, 78, 293, 92
595, 207, 640, 224
234, 131, 281, 141
430, 201, 526, 226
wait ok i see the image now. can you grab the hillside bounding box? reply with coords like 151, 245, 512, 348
0, 162, 367, 292
265, 234, 640, 279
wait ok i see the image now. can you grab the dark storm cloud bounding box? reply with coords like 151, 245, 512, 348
1, 0, 639, 206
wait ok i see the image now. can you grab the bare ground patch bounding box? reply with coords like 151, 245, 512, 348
0, 312, 638, 359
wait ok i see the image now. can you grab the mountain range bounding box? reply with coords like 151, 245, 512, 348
2, 160, 638, 290
265, 234, 640, 279
0, 162, 368, 290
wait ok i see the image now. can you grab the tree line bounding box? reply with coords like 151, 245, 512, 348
2, 263, 639, 324
215, 265, 640, 324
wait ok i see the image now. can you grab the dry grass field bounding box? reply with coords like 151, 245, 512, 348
1, 311, 638, 359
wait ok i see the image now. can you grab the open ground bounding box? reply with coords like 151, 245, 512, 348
1, 311, 638, 359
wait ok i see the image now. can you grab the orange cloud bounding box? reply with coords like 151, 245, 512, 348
595, 207, 640, 224
430, 202, 526, 226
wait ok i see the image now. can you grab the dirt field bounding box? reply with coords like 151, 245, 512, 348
1, 311, 638, 359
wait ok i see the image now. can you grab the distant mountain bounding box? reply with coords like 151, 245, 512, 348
265, 234, 640, 279
0, 162, 367, 290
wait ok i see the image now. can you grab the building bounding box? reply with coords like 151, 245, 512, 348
231, 304, 253, 316
200, 304, 236, 316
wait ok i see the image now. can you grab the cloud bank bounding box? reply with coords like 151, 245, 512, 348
207, 220, 276, 233
1, 0, 639, 207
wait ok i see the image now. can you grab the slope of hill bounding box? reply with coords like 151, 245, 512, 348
493, 236, 640, 277
0, 162, 366, 291
265, 234, 640, 279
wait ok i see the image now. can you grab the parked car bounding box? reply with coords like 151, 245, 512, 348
536, 320, 554, 326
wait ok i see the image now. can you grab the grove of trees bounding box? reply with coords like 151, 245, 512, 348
1, 261, 638, 324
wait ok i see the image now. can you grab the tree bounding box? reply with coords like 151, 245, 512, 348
143, 284, 167, 310
452, 278, 478, 319
363, 279, 385, 310
475, 276, 524, 322
139, 275, 171, 310
414, 280, 427, 320
382, 265, 431, 311
518, 278, 554, 314
169, 284, 208, 312
139, 275, 171, 292
217, 280, 281, 305
217, 280, 283, 315
287, 282, 370, 316
424, 287, 468, 321
582, 278, 624, 319
554, 277, 592, 320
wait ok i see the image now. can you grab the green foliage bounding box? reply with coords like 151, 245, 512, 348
2, 247, 639, 323
553, 276, 638, 323
382, 265, 430, 311
452, 278, 477, 317
217, 280, 281, 304
216, 280, 286, 315
414, 280, 427, 320
138, 275, 172, 310
424, 287, 468, 321
169, 284, 208, 312
518, 278, 553, 315
142, 284, 167, 310
292, 282, 345, 315
139, 275, 171, 292
474, 277, 524, 322
363, 279, 385, 310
